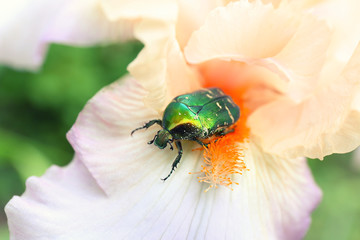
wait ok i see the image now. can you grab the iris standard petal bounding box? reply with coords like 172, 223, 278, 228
248, 43, 360, 159
184, 0, 331, 102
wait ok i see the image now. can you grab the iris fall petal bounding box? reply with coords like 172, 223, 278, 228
7, 77, 321, 240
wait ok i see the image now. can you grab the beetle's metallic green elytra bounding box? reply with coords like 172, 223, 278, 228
131, 88, 240, 181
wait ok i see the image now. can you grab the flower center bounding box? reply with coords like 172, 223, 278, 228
192, 60, 283, 191
196, 107, 250, 192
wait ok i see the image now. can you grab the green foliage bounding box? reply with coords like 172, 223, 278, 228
0, 225, 9, 240
306, 152, 360, 240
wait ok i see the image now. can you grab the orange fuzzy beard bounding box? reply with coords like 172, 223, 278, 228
193, 106, 250, 192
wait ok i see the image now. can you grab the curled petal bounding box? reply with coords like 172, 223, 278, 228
185, 1, 301, 61
248, 43, 360, 159
185, 0, 331, 101
176, 0, 223, 48
297, 0, 360, 64
0, 0, 134, 70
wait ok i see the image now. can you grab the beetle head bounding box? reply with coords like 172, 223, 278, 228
154, 129, 172, 149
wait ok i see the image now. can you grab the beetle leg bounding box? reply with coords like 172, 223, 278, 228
131, 119, 162, 136
148, 131, 160, 145
161, 141, 183, 181
167, 140, 174, 150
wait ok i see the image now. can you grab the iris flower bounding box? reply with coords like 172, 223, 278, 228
3, 0, 360, 239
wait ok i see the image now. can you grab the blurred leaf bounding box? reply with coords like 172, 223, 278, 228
0, 226, 9, 240
0, 164, 22, 240
0, 163, 24, 203
0, 128, 54, 181
0, 41, 143, 130
306, 152, 360, 240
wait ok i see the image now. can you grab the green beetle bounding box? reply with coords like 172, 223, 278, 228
131, 88, 240, 181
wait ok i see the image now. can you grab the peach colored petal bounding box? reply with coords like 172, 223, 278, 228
270, 15, 330, 101
309, 0, 360, 66
185, 1, 301, 62
248, 43, 360, 159
185, 1, 331, 101
176, 0, 223, 48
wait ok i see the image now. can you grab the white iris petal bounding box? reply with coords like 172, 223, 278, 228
7, 78, 321, 240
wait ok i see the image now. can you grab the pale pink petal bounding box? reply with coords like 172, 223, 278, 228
67, 76, 162, 195
127, 20, 201, 112
0, 0, 133, 70
6, 150, 321, 239
185, 1, 331, 101
6, 158, 107, 239
7, 77, 321, 239
248, 43, 360, 159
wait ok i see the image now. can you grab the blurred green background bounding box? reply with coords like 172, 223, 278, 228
0, 42, 359, 240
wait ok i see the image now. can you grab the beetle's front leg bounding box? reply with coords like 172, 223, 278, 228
161, 141, 183, 181
148, 130, 160, 145
131, 119, 162, 136
167, 140, 174, 150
